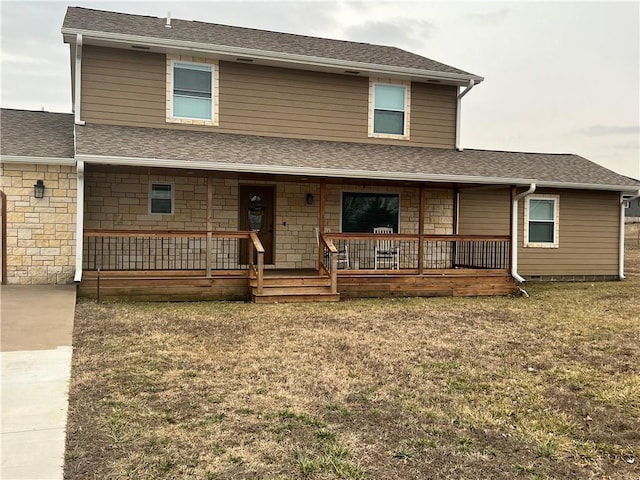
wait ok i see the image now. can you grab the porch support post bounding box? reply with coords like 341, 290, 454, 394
73, 160, 85, 282
318, 180, 326, 269
418, 184, 425, 275
206, 175, 212, 277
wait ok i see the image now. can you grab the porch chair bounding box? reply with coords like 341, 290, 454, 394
315, 227, 349, 269
374, 226, 399, 270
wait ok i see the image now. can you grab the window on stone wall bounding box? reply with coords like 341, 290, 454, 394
150, 183, 173, 214
341, 192, 399, 232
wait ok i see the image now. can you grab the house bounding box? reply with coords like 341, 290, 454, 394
1, 7, 638, 301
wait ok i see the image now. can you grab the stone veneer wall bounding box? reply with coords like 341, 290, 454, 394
1, 162, 77, 284
83, 169, 454, 270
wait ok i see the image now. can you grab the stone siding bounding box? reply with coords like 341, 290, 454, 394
83, 170, 455, 270
1, 162, 77, 284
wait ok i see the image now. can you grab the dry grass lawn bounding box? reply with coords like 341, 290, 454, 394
65, 233, 639, 480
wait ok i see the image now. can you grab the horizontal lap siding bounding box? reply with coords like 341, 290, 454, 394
458, 188, 621, 276
458, 188, 511, 235
518, 189, 620, 276
80, 46, 457, 147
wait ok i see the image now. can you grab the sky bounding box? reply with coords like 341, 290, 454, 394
1, 0, 639, 180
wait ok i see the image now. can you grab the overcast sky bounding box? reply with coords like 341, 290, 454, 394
1, 0, 638, 179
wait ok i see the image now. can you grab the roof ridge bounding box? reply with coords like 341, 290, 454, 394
1, 107, 72, 116
67, 6, 384, 47
463, 147, 578, 157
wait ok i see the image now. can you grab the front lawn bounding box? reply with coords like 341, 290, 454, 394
65, 250, 639, 479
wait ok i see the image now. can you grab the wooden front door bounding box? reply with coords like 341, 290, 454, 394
239, 185, 275, 265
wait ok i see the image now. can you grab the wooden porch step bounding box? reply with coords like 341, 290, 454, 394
250, 275, 339, 303
252, 291, 340, 303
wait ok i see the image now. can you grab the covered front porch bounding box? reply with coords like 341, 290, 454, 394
78, 229, 514, 302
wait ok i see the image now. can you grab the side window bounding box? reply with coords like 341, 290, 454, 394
525, 195, 559, 247
166, 56, 218, 126
369, 80, 410, 139
150, 183, 173, 214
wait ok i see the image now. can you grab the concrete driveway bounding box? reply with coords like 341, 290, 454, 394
1, 284, 76, 480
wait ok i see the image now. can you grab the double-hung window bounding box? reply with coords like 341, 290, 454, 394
369, 81, 410, 138
150, 183, 173, 215
167, 56, 218, 125
173, 62, 212, 120
525, 195, 559, 247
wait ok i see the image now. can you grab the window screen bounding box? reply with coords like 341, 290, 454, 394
173, 63, 212, 120
150, 183, 173, 214
373, 84, 406, 135
528, 199, 555, 243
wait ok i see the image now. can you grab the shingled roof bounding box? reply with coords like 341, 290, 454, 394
0, 109, 74, 159
75, 124, 640, 191
62, 7, 477, 79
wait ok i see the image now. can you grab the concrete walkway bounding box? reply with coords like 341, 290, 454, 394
1, 284, 76, 480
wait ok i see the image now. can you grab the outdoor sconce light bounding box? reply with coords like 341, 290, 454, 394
33, 179, 45, 199
306, 193, 314, 205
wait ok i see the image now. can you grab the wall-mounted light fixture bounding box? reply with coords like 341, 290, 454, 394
33, 179, 45, 199
306, 193, 314, 205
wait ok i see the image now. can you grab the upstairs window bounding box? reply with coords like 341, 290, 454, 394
150, 183, 173, 214
173, 62, 212, 119
369, 81, 410, 139
166, 56, 218, 126
525, 195, 559, 247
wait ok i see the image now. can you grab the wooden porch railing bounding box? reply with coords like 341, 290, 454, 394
320, 233, 511, 273
83, 229, 266, 293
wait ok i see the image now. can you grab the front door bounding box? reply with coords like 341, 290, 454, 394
239, 185, 275, 265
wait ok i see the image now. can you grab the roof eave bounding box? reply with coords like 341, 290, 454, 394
76, 153, 593, 189
61, 28, 483, 85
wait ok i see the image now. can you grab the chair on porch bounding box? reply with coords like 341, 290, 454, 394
374, 226, 399, 270
315, 228, 349, 269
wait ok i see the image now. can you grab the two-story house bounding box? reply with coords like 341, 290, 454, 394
1, 7, 638, 301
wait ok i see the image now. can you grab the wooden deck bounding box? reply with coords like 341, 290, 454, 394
79, 230, 515, 302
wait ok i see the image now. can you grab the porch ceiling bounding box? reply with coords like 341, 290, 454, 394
75, 123, 640, 192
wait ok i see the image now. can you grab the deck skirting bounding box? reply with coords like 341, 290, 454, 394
78, 269, 515, 301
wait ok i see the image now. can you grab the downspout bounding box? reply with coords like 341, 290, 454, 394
455, 79, 475, 151
73, 160, 84, 283
620, 190, 640, 279
74, 34, 85, 126
511, 183, 536, 283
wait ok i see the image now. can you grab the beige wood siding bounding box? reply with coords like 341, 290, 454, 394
458, 187, 621, 276
518, 189, 620, 276
80, 45, 457, 147
458, 188, 511, 235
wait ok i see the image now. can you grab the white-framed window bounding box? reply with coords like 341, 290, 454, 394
341, 192, 400, 232
149, 182, 174, 215
166, 56, 219, 126
368, 79, 410, 139
524, 195, 559, 248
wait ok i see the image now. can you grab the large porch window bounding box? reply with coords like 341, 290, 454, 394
341, 192, 399, 232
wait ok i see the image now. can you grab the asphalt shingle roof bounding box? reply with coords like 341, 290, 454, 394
62, 7, 474, 77
0, 109, 74, 158
75, 124, 640, 190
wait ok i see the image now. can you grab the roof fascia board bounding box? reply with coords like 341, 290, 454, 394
62, 28, 484, 85
1, 155, 76, 165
